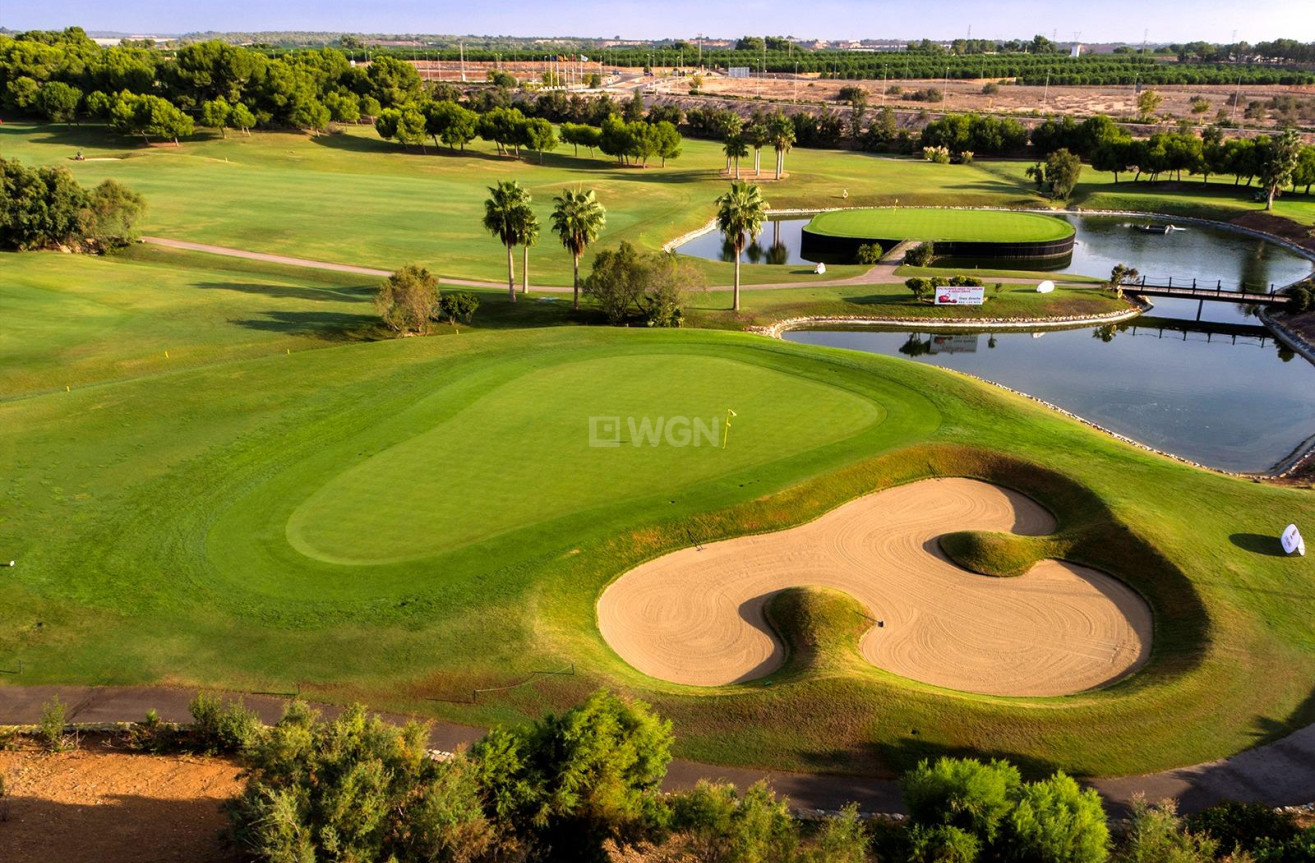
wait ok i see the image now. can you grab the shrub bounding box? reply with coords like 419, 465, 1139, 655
902, 757, 1021, 845
1115, 798, 1216, 863
923, 145, 952, 164
585, 241, 700, 326
1005, 772, 1109, 863
982, 82, 1001, 95
228, 701, 494, 863
375, 265, 441, 335
1184, 800, 1300, 857
438, 292, 480, 325
38, 696, 69, 752
188, 692, 264, 755
856, 242, 884, 265
905, 241, 937, 266
670, 780, 798, 863
908, 823, 980, 863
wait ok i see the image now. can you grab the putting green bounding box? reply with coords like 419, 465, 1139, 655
804, 207, 1075, 243
284, 354, 882, 564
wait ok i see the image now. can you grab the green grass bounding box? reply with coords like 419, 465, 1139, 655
804, 207, 1076, 243
684, 282, 1127, 329
2, 246, 1314, 783
0, 123, 1040, 286
938, 530, 1057, 578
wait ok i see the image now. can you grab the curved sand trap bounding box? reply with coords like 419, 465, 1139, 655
598, 478, 1151, 696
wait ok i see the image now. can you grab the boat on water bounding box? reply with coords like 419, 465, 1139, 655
1132, 223, 1175, 235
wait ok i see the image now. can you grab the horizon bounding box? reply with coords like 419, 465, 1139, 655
3, 0, 1313, 45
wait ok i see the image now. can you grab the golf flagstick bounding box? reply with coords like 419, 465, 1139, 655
722, 409, 737, 449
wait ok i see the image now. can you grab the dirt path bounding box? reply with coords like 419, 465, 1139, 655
140, 236, 1048, 294
598, 478, 1151, 694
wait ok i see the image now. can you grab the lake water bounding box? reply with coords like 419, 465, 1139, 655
784, 307, 1315, 474
677, 213, 1315, 293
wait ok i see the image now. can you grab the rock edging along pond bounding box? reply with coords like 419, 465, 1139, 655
750, 301, 1148, 340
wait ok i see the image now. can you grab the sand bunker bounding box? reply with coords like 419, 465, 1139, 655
598, 478, 1151, 696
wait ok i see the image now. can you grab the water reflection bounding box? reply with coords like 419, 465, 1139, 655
677, 214, 1315, 294
785, 320, 1315, 473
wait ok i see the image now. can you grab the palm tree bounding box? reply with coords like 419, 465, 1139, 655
550, 188, 607, 310
483, 180, 533, 302
722, 134, 748, 180
769, 112, 796, 180
715, 180, 768, 312
520, 209, 540, 295
746, 122, 768, 176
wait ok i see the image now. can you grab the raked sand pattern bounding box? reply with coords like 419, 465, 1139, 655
597, 478, 1151, 696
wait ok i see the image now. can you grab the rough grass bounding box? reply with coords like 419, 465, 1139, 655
938, 530, 1056, 578
764, 587, 873, 677
804, 207, 1076, 243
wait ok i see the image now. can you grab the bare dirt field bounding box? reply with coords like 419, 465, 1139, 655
0, 740, 241, 863
597, 478, 1151, 695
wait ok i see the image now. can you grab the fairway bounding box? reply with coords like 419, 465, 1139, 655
804, 207, 1076, 243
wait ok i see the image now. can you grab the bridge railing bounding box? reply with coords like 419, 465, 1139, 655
1132, 275, 1281, 296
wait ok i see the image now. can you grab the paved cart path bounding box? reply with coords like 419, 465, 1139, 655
142, 236, 1059, 293
2, 684, 1313, 815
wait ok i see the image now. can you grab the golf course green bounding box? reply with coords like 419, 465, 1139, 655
804, 207, 1076, 243
3, 120, 1315, 781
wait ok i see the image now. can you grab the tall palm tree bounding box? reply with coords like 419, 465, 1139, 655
769, 112, 796, 180
520, 209, 540, 294
483, 180, 533, 302
550, 188, 607, 310
722, 134, 748, 180
715, 180, 768, 312
747, 122, 769, 176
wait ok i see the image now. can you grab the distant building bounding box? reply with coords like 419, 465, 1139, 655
1070, 44, 1084, 58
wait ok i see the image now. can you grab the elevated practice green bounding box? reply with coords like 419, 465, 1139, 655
804, 207, 1076, 243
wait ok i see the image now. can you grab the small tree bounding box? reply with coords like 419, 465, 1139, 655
1137, 90, 1163, 122
856, 242, 884, 265
38, 696, 69, 752
228, 102, 255, 136
438, 292, 480, 325
1114, 797, 1217, 863
36, 81, 82, 124
1107, 263, 1140, 298
85, 179, 147, 250
1260, 127, 1302, 211
200, 97, 232, 137
375, 265, 440, 335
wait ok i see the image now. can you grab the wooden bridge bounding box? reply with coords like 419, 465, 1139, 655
1126, 277, 1291, 305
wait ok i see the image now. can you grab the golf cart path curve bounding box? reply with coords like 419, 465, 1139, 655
141, 236, 1053, 293
1, 684, 1312, 815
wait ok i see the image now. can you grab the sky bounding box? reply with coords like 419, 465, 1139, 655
2, 0, 1312, 44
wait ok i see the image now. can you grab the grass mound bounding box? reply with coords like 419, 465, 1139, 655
764, 586, 873, 677
938, 530, 1057, 577
804, 207, 1075, 243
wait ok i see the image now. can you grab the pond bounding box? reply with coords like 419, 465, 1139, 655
676, 213, 1315, 293
784, 306, 1315, 474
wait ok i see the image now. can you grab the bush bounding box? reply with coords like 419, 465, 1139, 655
38, 696, 69, 752
438, 291, 480, 325
982, 82, 1001, 95
584, 241, 700, 326
856, 242, 884, 265
923, 145, 952, 164
375, 265, 440, 335
1184, 800, 1300, 857
188, 692, 264, 755
1115, 798, 1216, 863
905, 241, 937, 266
902, 758, 1021, 845
228, 701, 494, 863
1005, 772, 1108, 863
